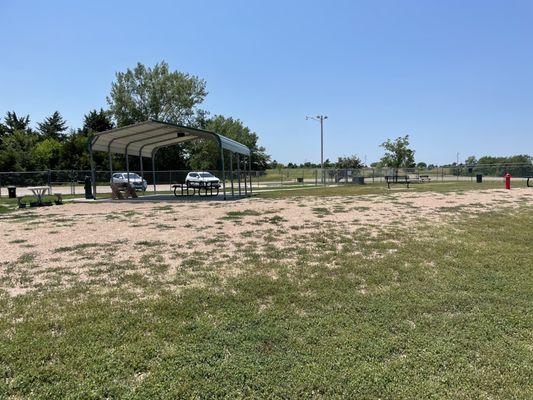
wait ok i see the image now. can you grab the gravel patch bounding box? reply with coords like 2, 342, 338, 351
1, 188, 530, 296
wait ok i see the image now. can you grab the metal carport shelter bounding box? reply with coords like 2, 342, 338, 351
88, 120, 252, 200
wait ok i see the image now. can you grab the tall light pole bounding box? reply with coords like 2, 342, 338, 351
306, 115, 328, 184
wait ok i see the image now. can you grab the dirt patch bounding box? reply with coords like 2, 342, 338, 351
0, 188, 530, 296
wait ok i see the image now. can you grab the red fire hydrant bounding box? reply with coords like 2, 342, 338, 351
504, 172, 512, 190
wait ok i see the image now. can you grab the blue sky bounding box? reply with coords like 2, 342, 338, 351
1, 0, 532, 165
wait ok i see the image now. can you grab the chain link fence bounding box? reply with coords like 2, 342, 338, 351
253, 163, 533, 186
1, 163, 531, 197
0, 169, 251, 197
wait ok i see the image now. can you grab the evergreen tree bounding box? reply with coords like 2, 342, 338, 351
37, 111, 68, 140
1, 111, 31, 137
82, 109, 114, 134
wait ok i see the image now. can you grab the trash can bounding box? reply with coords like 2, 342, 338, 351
84, 176, 94, 199
297, 177, 304, 183
7, 186, 16, 198
352, 176, 365, 184
476, 174, 483, 183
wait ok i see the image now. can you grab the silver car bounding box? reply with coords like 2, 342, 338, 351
185, 171, 220, 188
111, 172, 148, 191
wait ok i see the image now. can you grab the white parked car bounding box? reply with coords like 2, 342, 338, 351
111, 172, 148, 191
185, 171, 220, 188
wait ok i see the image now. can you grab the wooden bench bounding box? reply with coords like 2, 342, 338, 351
384, 175, 411, 189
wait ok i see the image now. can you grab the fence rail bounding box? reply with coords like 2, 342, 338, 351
0, 164, 532, 197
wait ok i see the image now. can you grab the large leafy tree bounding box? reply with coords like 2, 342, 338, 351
37, 111, 68, 140
0, 129, 39, 171
336, 155, 363, 169
33, 138, 63, 169
465, 155, 477, 166
379, 135, 416, 170
187, 115, 270, 171
107, 61, 208, 127
0, 112, 37, 171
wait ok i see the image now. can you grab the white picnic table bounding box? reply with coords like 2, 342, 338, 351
26, 186, 50, 205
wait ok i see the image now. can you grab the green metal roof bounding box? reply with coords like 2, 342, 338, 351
91, 119, 251, 158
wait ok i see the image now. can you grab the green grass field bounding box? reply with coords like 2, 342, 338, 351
1, 184, 532, 398
256, 180, 512, 198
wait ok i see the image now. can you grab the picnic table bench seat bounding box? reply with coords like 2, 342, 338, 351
172, 182, 220, 197
17, 192, 63, 208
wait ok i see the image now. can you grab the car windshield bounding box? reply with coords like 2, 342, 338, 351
125, 173, 141, 179
199, 173, 214, 178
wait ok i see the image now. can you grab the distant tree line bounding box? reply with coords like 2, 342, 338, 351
448, 154, 532, 177
0, 110, 112, 172
0, 61, 270, 173
271, 154, 365, 170
270, 134, 530, 174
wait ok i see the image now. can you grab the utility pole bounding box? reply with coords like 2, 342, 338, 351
456, 152, 460, 181
306, 115, 328, 184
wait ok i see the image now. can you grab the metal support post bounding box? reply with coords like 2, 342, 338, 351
237, 154, 241, 196
152, 151, 157, 193
89, 139, 97, 198
249, 155, 253, 195
244, 156, 248, 196
220, 148, 226, 200
230, 152, 234, 196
